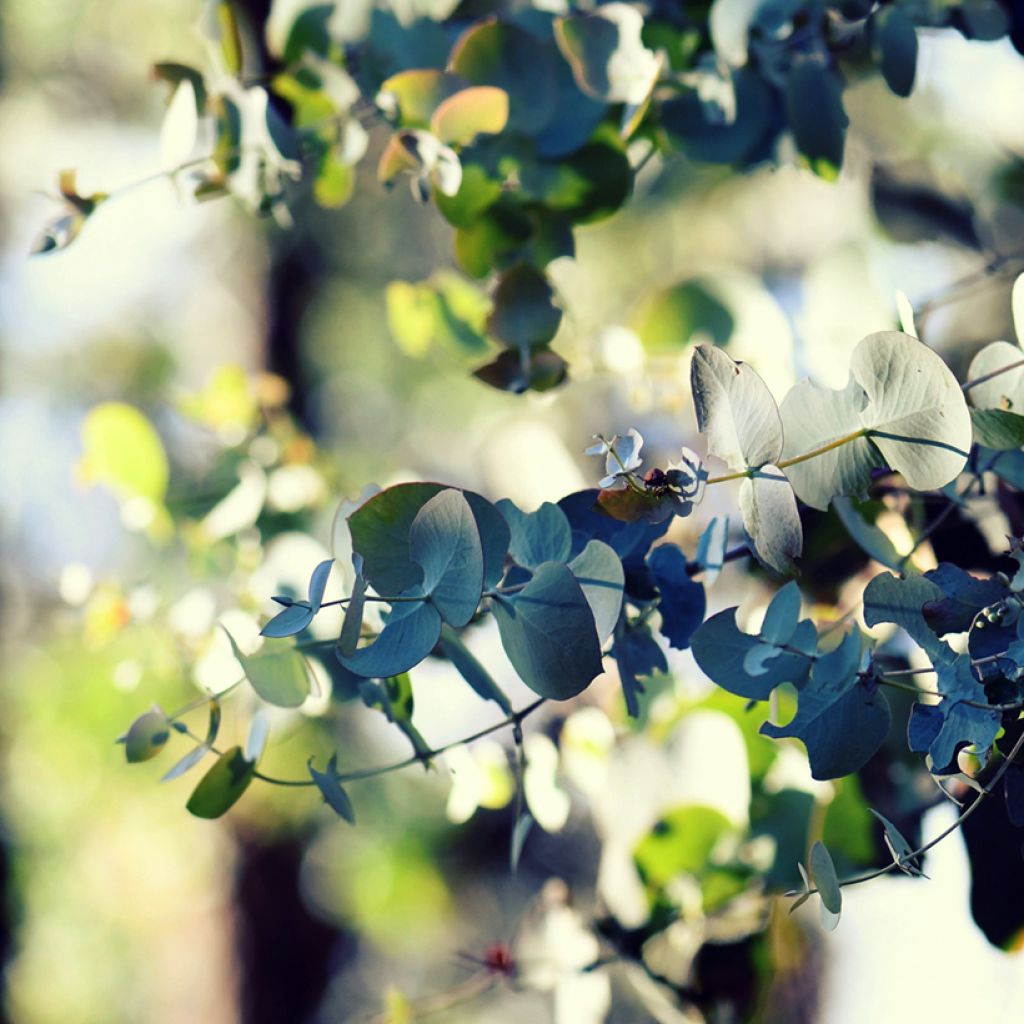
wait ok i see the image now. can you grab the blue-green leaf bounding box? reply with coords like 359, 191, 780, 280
613, 620, 667, 718
568, 539, 625, 643
409, 489, 484, 627
497, 499, 572, 569
349, 483, 509, 593
338, 598, 441, 679
308, 755, 356, 823
492, 562, 603, 700
261, 601, 315, 638
695, 516, 730, 586
760, 581, 802, 646
863, 571, 952, 663
810, 840, 842, 930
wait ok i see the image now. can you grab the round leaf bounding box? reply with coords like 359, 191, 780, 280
781, 332, 972, 510
409, 489, 484, 627
492, 562, 604, 700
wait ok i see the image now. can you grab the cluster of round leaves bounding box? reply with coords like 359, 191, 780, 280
38, 0, 1024, 389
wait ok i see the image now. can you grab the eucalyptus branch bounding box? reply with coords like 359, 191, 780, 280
795, 727, 1024, 899
237, 697, 549, 789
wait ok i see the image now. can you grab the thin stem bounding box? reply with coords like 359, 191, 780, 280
962, 357, 1024, 394
248, 698, 547, 788
796, 727, 1024, 898
705, 429, 867, 486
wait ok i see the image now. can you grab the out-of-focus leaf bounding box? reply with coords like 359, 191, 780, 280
449, 19, 557, 135
632, 279, 734, 352
519, 139, 632, 225
872, 7, 918, 97
309, 755, 356, 823
635, 805, 733, 888
486, 264, 562, 351
227, 631, 312, 708
377, 69, 467, 128
122, 710, 171, 763
554, 3, 660, 104
785, 64, 847, 179
78, 402, 169, 504
430, 86, 509, 145
186, 746, 255, 819
439, 625, 512, 713
385, 272, 491, 359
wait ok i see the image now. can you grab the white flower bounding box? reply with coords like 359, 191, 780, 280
585, 428, 644, 490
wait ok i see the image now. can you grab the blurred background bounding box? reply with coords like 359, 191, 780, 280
3, 1, 1024, 1022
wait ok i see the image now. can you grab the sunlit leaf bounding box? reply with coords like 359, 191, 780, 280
226, 631, 312, 708
568, 539, 625, 643
430, 86, 509, 145
554, 3, 660, 105
691, 344, 783, 471
781, 332, 971, 510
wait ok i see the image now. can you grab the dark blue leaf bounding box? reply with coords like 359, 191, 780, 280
612, 620, 667, 718
922, 563, 1009, 636
1005, 763, 1024, 827
760, 581, 801, 646
558, 488, 670, 561
647, 543, 705, 650
912, 655, 1001, 772
761, 631, 889, 780
492, 562, 603, 700
691, 608, 814, 701
863, 571, 952, 663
